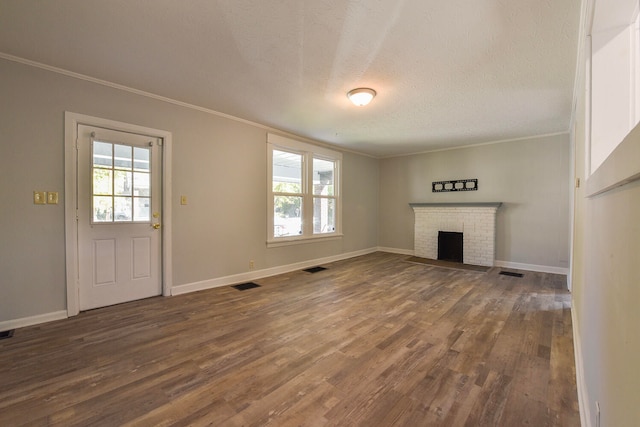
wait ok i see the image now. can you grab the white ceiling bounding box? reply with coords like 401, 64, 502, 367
0, 0, 581, 157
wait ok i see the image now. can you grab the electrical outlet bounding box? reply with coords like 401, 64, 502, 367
249, 260, 255, 270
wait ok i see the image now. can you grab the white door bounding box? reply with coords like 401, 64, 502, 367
77, 124, 162, 310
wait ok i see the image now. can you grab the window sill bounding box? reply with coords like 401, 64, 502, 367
587, 123, 640, 197
267, 233, 343, 248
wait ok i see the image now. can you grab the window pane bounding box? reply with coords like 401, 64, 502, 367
313, 197, 335, 234
274, 195, 302, 237
273, 150, 302, 193
114, 197, 132, 221
313, 158, 334, 196
134, 147, 150, 171
114, 144, 132, 169
93, 196, 113, 222
114, 170, 132, 196
133, 197, 150, 221
93, 141, 112, 167
134, 172, 150, 196
93, 169, 112, 195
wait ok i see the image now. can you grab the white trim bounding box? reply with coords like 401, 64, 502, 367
0, 52, 375, 159
585, 121, 640, 197
380, 132, 570, 159
376, 246, 415, 256
494, 260, 569, 275
572, 306, 591, 427
0, 311, 67, 332
171, 247, 377, 296
266, 234, 344, 248
64, 112, 173, 316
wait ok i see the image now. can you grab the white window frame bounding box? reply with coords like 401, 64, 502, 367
267, 133, 342, 247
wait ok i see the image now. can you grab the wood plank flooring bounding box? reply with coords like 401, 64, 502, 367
0, 252, 580, 426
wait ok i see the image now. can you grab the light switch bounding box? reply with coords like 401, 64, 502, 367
180, 195, 188, 205
47, 192, 59, 204
33, 191, 46, 205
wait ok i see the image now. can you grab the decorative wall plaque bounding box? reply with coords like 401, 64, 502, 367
432, 179, 478, 192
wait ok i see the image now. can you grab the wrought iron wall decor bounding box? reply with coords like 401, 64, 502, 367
432, 179, 478, 192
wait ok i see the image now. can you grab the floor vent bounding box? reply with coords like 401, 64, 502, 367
303, 266, 327, 273
0, 330, 15, 340
499, 271, 524, 278
232, 282, 261, 291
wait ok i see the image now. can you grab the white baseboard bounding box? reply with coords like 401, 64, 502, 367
572, 307, 590, 427
171, 247, 379, 296
0, 310, 68, 332
494, 260, 569, 275
377, 246, 414, 256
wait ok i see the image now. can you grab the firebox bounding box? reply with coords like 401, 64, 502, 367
438, 231, 463, 263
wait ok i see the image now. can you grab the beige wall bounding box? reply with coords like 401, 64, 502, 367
0, 58, 379, 323
571, 38, 640, 426
378, 135, 571, 270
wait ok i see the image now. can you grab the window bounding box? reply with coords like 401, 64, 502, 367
587, 5, 640, 174
92, 140, 151, 223
267, 133, 342, 245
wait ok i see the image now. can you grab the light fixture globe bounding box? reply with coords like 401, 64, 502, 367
347, 88, 376, 106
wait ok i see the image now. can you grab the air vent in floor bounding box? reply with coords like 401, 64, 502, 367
232, 282, 261, 291
303, 266, 327, 273
0, 329, 15, 340
499, 271, 524, 278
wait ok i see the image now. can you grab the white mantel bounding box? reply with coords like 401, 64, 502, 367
410, 203, 502, 267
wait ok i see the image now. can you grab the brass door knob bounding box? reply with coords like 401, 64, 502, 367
152, 223, 161, 229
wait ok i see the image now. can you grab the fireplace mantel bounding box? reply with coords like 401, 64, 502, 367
410, 203, 502, 266
409, 202, 502, 208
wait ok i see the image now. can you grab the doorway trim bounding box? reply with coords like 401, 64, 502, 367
64, 112, 173, 316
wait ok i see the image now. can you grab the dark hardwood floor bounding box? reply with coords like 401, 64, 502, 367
0, 252, 580, 426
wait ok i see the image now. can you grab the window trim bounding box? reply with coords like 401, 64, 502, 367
267, 133, 342, 247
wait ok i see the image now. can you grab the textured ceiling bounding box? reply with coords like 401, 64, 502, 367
0, 0, 581, 157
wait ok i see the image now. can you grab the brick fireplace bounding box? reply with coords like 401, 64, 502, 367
410, 203, 502, 267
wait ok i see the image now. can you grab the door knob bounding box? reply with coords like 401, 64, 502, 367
152, 223, 161, 229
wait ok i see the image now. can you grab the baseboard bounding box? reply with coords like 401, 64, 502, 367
0, 310, 68, 332
171, 247, 379, 296
572, 306, 590, 427
376, 246, 414, 256
494, 260, 569, 275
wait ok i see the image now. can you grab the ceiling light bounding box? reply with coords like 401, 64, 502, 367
347, 88, 376, 106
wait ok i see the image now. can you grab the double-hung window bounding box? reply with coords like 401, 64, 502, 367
267, 133, 342, 246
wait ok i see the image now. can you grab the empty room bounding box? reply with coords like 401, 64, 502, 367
1, 1, 638, 426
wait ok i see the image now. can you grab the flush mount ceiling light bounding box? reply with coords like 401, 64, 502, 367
347, 88, 376, 106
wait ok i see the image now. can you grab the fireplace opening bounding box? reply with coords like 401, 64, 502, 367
438, 231, 463, 263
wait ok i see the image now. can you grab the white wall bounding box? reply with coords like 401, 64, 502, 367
378, 135, 571, 271
570, 0, 640, 424
0, 58, 379, 324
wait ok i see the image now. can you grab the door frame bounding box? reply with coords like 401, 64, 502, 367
64, 112, 173, 316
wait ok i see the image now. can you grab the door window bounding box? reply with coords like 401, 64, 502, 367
92, 140, 151, 223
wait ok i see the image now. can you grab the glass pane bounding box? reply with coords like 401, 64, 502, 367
313, 197, 335, 234
93, 141, 112, 167
272, 150, 302, 193
114, 144, 132, 169
274, 195, 302, 237
133, 197, 151, 221
93, 196, 113, 222
114, 170, 132, 196
133, 172, 150, 197
313, 158, 334, 196
93, 169, 112, 195
114, 197, 132, 221
134, 147, 150, 171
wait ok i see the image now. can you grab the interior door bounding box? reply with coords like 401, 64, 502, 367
77, 124, 162, 310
